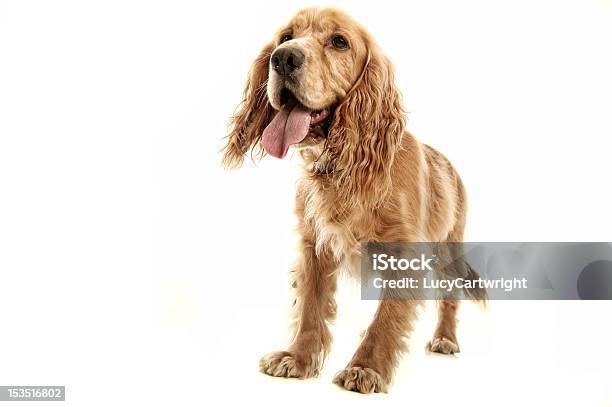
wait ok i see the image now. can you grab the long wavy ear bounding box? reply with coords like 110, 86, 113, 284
221, 42, 275, 168
326, 44, 406, 208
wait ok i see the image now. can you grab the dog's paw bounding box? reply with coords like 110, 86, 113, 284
428, 336, 460, 355
259, 351, 319, 379
333, 366, 387, 394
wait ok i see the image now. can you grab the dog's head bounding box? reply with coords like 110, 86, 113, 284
262, 7, 372, 160
222, 8, 405, 205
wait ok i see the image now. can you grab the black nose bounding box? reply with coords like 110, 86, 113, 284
270, 47, 304, 76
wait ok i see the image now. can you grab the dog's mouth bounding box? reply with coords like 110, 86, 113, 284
279, 88, 332, 132
262, 88, 333, 159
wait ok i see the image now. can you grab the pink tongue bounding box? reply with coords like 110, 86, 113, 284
261, 103, 312, 159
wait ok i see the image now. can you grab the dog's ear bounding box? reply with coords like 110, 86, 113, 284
327, 44, 406, 208
221, 42, 275, 168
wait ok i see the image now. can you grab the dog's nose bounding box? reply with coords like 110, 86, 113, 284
270, 47, 304, 76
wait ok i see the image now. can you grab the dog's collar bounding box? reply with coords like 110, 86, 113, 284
313, 163, 334, 176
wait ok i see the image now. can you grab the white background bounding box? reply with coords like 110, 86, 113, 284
1, 0, 612, 406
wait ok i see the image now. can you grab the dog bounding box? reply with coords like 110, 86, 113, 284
221, 7, 485, 393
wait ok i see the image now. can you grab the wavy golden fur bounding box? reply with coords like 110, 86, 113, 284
221, 7, 484, 394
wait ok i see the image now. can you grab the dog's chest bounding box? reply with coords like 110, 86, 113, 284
302, 185, 360, 263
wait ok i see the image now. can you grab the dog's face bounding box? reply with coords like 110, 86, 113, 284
223, 7, 405, 206
267, 8, 369, 111
262, 8, 370, 158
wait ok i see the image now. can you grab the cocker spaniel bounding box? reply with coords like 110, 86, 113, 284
221, 7, 485, 394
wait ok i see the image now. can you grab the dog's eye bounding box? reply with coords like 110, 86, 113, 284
332, 35, 349, 49
280, 34, 292, 43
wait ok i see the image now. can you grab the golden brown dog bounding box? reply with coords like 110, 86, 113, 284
222, 7, 484, 393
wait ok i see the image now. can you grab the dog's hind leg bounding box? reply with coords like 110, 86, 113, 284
428, 299, 460, 354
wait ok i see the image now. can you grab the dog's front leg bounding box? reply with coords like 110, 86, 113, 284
333, 299, 422, 393
260, 237, 339, 379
